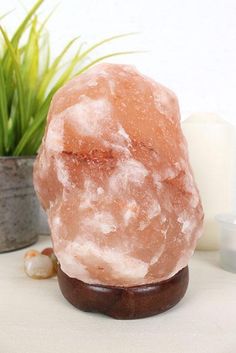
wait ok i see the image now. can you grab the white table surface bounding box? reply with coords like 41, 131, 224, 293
0, 236, 236, 353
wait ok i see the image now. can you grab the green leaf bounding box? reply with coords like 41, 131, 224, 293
47, 45, 83, 96
0, 63, 8, 154
38, 3, 59, 34
13, 93, 53, 155
0, 26, 26, 135
21, 17, 39, 124
38, 32, 50, 82
2, 0, 44, 89
37, 36, 80, 101
0, 9, 15, 21
75, 50, 138, 76
77, 33, 137, 64
11, 0, 44, 47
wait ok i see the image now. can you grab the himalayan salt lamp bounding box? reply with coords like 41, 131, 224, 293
34, 63, 203, 319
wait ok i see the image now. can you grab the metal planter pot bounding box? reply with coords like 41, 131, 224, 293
0, 157, 39, 252
38, 206, 50, 235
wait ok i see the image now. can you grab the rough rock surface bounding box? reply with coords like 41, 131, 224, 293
34, 63, 203, 287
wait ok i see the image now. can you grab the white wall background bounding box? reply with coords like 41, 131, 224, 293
2, 0, 236, 123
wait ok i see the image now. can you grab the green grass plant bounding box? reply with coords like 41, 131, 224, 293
0, 0, 135, 156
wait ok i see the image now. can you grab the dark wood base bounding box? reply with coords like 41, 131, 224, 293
57, 265, 189, 319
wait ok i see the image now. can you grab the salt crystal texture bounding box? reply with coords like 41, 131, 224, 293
34, 63, 203, 286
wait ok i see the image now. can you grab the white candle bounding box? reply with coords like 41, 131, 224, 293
182, 113, 236, 250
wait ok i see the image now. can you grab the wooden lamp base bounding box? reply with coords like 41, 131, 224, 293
57, 265, 189, 319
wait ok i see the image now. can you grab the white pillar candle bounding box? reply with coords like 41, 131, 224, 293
182, 113, 236, 250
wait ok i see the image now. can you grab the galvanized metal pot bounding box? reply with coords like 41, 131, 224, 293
0, 157, 39, 252
38, 206, 50, 235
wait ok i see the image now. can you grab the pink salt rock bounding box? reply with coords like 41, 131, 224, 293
34, 63, 203, 287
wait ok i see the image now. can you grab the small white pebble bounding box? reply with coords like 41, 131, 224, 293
24, 249, 40, 260
24, 254, 54, 279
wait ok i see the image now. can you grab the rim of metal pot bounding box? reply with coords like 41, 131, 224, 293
0, 155, 36, 160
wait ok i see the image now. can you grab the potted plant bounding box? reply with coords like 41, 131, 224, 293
0, 0, 134, 252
